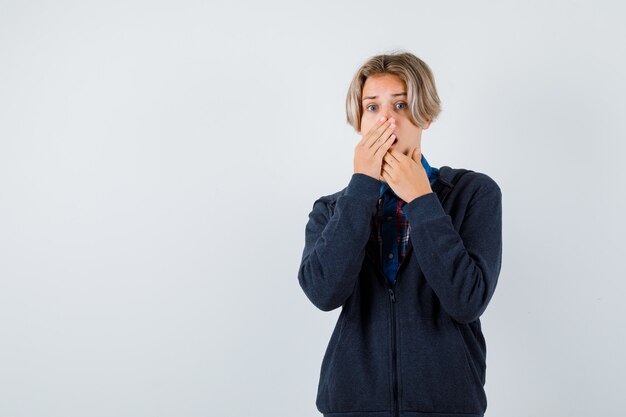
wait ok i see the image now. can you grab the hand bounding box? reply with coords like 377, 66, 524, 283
354, 116, 396, 180
381, 145, 433, 203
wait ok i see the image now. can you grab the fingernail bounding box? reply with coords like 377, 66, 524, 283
380, 117, 386, 121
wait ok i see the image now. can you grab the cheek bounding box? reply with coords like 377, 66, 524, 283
398, 123, 419, 136
360, 120, 373, 135
361, 112, 378, 129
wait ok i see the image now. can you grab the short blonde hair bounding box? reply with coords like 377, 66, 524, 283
346, 50, 442, 132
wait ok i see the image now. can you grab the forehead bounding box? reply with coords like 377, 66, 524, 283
362, 74, 406, 96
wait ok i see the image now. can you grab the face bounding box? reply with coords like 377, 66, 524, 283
359, 73, 431, 157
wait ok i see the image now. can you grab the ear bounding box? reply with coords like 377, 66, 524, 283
422, 119, 432, 130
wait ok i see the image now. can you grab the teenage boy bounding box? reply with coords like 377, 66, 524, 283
298, 51, 503, 417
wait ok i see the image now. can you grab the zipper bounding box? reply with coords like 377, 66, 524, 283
365, 247, 411, 417
388, 283, 399, 417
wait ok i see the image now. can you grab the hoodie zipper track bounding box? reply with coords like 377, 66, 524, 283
367, 255, 408, 417
365, 238, 411, 417
391, 259, 411, 417
388, 283, 399, 417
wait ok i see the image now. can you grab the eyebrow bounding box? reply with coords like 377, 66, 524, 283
362, 92, 407, 101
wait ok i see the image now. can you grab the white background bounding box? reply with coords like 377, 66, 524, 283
1, 1, 625, 416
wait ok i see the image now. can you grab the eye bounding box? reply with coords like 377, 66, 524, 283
365, 102, 407, 112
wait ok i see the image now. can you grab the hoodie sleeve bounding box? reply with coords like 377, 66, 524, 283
402, 179, 503, 324
298, 173, 380, 311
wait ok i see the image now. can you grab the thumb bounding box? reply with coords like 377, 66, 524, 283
411, 146, 421, 163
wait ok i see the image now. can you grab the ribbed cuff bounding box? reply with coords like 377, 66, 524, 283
345, 173, 381, 201
403, 191, 447, 224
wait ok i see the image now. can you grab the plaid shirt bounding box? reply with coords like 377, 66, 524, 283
369, 154, 439, 285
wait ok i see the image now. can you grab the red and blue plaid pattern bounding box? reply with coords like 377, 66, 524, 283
369, 154, 439, 284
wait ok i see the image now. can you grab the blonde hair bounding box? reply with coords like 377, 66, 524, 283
346, 50, 442, 132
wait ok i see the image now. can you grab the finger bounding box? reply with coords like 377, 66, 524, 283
413, 146, 422, 162
368, 123, 396, 154
366, 118, 396, 149
381, 162, 394, 180
382, 160, 394, 174
382, 151, 394, 167
411, 147, 419, 162
411, 147, 423, 165
386, 148, 402, 163
374, 133, 395, 157
358, 116, 389, 145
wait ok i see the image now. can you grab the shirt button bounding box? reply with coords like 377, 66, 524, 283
388, 253, 394, 259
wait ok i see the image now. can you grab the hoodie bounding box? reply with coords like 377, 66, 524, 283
297, 165, 503, 417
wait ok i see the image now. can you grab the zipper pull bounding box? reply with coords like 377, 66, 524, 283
388, 288, 396, 303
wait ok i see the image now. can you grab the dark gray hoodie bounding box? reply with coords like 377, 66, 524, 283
298, 166, 503, 417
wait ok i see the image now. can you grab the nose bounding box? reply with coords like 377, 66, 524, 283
380, 104, 396, 121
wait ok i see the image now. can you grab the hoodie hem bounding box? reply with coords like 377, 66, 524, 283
322, 412, 483, 417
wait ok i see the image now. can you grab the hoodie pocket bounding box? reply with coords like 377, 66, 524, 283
316, 319, 391, 414
399, 317, 485, 414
